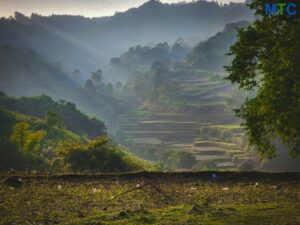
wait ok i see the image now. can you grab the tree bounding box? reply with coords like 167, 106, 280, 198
85, 79, 95, 92
9, 122, 29, 152
45, 110, 63, 128
225, 0, 300, 158
9, 122, 47, 155
23, 130, 47, 154
90, 69, 103, 86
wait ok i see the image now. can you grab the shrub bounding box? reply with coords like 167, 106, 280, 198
166, 150, 197, 169
56, 137, 145, 172
9, 122, 47, 155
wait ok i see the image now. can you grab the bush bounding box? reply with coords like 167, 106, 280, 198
56, 137, 145, 172
166, 150, 197, 169
9, 122, 47, 155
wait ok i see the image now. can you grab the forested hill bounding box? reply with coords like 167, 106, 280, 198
0, 0, 253, 75
0, 93, 146, 172
181, 20, 250, 72
0, 93, 106, 139
104, 40, 190, 83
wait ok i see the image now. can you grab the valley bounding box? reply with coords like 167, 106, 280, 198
1, 0, 300, 223
117, 70, 252, 170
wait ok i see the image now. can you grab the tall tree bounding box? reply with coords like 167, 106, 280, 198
9, 122, 30, 152
225, 0, 300, 158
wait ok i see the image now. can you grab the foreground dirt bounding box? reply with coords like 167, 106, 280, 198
1, 171, 300, 225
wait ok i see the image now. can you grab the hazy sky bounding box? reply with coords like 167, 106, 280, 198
0, 0, 245, 18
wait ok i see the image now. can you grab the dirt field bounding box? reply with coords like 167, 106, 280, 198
1, 171, 300, 225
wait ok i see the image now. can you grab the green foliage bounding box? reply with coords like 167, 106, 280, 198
0, 97, 146, 172
9, 122, 30, 152
9, 122, 47, 155
0, 107, 15, 138
125, 67, 182, 112
166, 150, 197, 169
106, 42, 188, 82
0, 119, 47, 170
0, 93, 106, 139
126, 71, 154, 100
124, 66, 233, 115
0, 106, 82, 144
182, 21, 249, 71
0, 107, 83, 170
225, 0, 300, 158
56, 137, 145, 172
23, 130, 47, 155
45, 110, 63, 128
154, 160, 170, 172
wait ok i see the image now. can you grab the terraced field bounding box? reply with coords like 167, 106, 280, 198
118, 72, 251, 170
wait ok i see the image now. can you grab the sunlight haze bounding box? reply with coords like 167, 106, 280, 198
0, 0, 245, 18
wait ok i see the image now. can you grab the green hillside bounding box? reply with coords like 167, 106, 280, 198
181, 21, 250, 71
0, 106, 83, 170
0, 93, 147, 172
105, 40, 190, 83
0, 107, 81, 141
0, 92, 106, 139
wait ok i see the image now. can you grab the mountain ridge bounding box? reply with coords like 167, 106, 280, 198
0, 0, 254, 76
